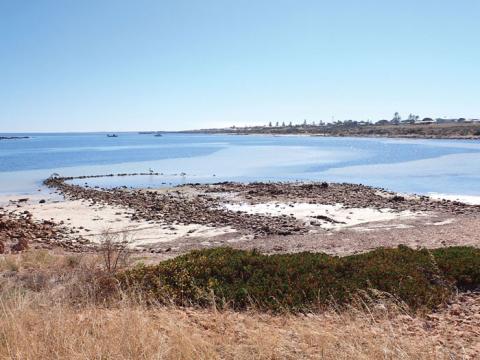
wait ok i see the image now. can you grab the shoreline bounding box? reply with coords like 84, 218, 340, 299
2, 176, 479, 257
181, 122, 480, 140
11, 169, 480, 203
192, 131, 480, 141
3, 168, 480, 206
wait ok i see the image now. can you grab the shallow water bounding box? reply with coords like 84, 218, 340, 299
1, 132, 480, 200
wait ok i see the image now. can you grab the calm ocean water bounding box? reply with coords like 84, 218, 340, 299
1, 132, 480, 200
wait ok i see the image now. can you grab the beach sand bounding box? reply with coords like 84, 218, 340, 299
222, 201, 423, 231
2, 181, 479, 257
1, 196, 237, 250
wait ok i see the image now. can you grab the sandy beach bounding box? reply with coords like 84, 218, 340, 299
2, 178, 479, 258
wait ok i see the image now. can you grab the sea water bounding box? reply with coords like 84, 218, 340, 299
1, 132, 480, 202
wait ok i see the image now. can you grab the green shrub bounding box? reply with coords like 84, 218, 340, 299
432, 246, 480, 290
118, 246, 479, 312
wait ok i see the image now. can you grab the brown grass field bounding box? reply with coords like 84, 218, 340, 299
0, 249, 478, 360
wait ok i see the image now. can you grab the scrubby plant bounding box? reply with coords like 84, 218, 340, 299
432, 246, 480, 290
118, 246, 480, 312
98, 230, 132, 274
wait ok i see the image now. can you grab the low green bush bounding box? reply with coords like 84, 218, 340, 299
118, 246, 479, 312
432, 246, 480, 290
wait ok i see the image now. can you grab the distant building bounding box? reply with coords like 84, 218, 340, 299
375, 120, 390, 125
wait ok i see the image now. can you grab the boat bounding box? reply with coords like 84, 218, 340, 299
154, 133, 163, 137
107, 134, 118, 138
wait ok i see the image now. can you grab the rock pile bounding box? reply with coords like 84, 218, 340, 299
0, 209, 91, 253
45, 177, 306, 236
0, 210, 57, 253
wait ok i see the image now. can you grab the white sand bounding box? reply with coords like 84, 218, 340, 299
2, 196, 236, 248
429, 193, 480, 205
223, 202, 421, 230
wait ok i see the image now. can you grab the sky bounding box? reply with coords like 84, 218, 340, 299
1, 0, 479, 132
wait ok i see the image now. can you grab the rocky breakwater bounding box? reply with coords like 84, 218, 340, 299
44, 176, 307, 237
194, 182, 480, 215
0, 136, 30, 140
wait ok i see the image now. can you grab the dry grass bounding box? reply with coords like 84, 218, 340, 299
0, 249, 474, 359
0, 299, 454, 359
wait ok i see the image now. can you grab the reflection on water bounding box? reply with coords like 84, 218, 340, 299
1, 132, 480, 198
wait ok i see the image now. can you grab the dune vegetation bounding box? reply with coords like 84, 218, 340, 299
119, 246, 480, 311
0, 242, 479, 359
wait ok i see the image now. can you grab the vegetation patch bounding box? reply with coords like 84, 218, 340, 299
118, 246, 480, 312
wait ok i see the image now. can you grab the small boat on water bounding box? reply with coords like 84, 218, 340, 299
154, 133, 163, 137
107, 134, 118, 138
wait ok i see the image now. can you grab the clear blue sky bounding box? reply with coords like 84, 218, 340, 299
1, 0, 479, 132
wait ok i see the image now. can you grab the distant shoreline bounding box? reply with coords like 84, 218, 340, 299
179, 123, 480, 140
203, 132, 480, 140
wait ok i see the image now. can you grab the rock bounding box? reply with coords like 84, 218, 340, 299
11, 238, 29, 252
39, 199, 46, 204
313, 215, 345, 224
